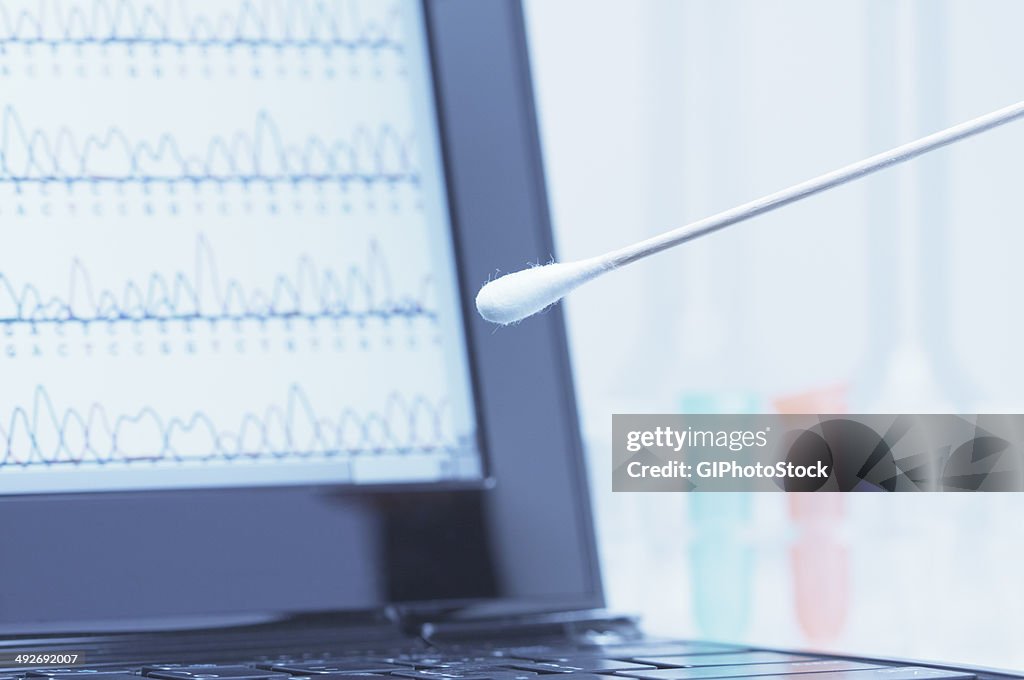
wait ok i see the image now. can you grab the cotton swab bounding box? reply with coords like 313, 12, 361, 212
476, 98, 1024, 325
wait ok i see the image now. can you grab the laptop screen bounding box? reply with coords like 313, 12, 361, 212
0, 1, 599, 631
0, 0, 483, 494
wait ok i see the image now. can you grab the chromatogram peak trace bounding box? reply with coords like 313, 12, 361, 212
0, 107, 417, 187
0, 0, 402, 53
0, 234, 436, 327
0, 384, 454, 468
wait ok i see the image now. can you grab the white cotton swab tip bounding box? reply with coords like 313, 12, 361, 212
475, 259, 608, 325
475, 98, 1024, 325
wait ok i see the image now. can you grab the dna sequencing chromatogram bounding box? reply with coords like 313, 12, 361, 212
0, 1, 407, 80
1, 385, 454, 467
0, 234, 436, 327
0, 107, 417, 187
0, 0, 402, 52
0, 0, 483, 493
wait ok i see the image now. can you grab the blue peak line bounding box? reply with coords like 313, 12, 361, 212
0, 0, 403, 52
0, 107, 419, 186
0, 232, 437, 325
1, 384, 454, 467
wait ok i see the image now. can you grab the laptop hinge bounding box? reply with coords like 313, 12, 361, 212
413, 609, 642, 647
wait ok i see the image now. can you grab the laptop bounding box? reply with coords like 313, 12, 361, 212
0, 1, 1014, 679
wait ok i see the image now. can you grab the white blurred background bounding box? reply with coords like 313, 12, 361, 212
524, 0, 1024, 671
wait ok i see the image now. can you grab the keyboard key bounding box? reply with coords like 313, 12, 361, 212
27, 676, 137, 680
605, 643, 745, 655
502, 660, 655, 674
28, 672, 136, 678
392, 670, 538, 680
277, 676, 395, 680
723, 670, 974, 680
371, 659, 450, 670
145, 666, 289, 680
539, 645, 742, 662
534, 676, 627, 680
421, 666, 530, 674
489, 650, 580, 661
360, 659, 424, 669
630, 654, 815, 668
442, 669, 532, 674
39, 677, 140, 680
615, 660, 882, 679
260, 662, 407, 675
409, 659, 531, 670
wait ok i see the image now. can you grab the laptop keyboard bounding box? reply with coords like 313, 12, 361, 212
1, 643, 979, 680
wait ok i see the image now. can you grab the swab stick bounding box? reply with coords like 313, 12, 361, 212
476, 99, 1024, 325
